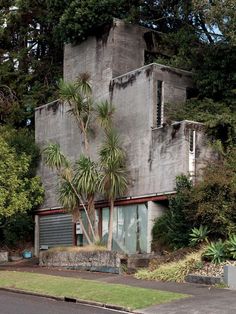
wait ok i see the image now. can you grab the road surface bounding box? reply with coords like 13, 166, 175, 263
0, 290, 124, 314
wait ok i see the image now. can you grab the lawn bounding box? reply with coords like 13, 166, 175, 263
0, 271, 189, 310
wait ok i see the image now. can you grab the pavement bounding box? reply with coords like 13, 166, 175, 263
1, 259, 236, 313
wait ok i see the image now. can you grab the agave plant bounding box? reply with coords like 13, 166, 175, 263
203, 240, 227, 264
189, 225, 210, 246
226, 234, 236, 259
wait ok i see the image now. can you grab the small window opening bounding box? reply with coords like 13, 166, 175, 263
189, 130, 195, 153
157, 80, 163, 127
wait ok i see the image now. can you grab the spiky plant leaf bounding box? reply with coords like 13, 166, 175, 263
73, 155, 100, 197
58, 180, 78, 211
96, 100, 115, 130
203, 240, 227, 264
43, 143, 69, 170
189, 225, 210, 246
99, 129, 125, 166
226, 234, 236, 259
99, 158, 128, 199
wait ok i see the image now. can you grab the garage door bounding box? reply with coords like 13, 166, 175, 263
39, 214, 74, 248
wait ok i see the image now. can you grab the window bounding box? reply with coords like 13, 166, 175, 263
157, 80, 163, 127
189, 130, 196, 154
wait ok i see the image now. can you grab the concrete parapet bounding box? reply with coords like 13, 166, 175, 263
39, 250, 122, 274
224, 265, 236, 289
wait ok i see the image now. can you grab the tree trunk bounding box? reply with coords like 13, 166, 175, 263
72, 208, 92, 245
107, 199, 114, 250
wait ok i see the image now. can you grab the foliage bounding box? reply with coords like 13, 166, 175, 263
225, 235, 236, 260
58, 75, 93, 153
189, 225, 210, 247
96, 101, 115, 131
152, 175, 193, 250
57, 0, 138, 44
0, 130, 44, 221
99, 129, 128, 250
0, 0, 64, 125
136, 249, 204, 282
3, 213, 34, 247
203, 240, 227, 264
184, 151, 236, 239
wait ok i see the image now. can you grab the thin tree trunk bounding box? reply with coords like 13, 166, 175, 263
77, 213, 92, 245
68, 180, 96, 241
107, 199, 114, 251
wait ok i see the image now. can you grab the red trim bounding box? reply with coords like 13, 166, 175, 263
36, 209, 66, 216
36, 194, 169, 216
95, 194, 168, 208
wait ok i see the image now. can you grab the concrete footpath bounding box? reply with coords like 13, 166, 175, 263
1, 260, 236, 313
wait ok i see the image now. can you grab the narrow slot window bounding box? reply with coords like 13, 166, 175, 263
189, 130, 195, 154
157, 80, 163, 127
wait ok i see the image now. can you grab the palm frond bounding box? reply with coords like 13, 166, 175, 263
74, 155, 100, 196
99, 156, 128, 199
58, 179, 78, 211
99, 129, 125, 166
43, 143, 69, 170
76, 72, 92, 96
96, 100, 115, 130
58, 79, 78, 101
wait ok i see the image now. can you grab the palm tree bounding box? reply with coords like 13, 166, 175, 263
43, 143, 96, 244
58, 73, 93, 154
74, 155, 100, 241
99, 130, 128, 250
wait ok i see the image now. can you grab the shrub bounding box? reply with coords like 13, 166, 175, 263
135, 249, 204, 282
189, 225, 210, 247
152, 175, 193, 250
3, 213, 34, 247
203, 240, 227, 264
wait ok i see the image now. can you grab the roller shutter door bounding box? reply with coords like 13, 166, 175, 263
39, 214, 73, 247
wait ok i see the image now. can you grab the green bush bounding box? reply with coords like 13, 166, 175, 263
152, 175, 193, 250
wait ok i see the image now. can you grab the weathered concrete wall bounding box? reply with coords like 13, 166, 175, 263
109, 64, 194, 197
36, 63, 209, 210
64, 19, 160, 100
39, 250, 122, 274
35, 101, 82, 209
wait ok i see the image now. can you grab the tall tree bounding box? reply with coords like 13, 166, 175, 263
0, 0, 65, 125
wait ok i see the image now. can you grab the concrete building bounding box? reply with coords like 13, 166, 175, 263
35, 19, 211, 255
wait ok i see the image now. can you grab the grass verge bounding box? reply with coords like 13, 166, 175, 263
0, 271, 188, 310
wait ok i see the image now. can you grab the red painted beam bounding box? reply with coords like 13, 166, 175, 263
36, 194, 170, 216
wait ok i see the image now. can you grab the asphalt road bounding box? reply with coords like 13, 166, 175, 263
0, 291, 124, 314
